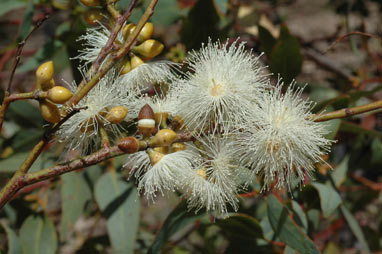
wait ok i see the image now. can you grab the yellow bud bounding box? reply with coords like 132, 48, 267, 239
130, 55, 144, 69
120, 58, 131, 75
154, 146, 169, 154
122, 23, 136, 40
84, 10, 104, 25
154, 112, 168, 125
47, 86, 73, 104
80, 0, 100, 7
147, 149, 164, 166
105, 106, 128, 124
36, 61, 54, 88
137, 22, 154, 42
39, 100, 61, 123
171, 142, 187, 153
132, 39, 164, 59
195, 168, 207, 179
41, 78, 55, 91
152, 129, 177, 147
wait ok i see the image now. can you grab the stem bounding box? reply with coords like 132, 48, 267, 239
100, 127, 111, 148
314, 100, 382, 122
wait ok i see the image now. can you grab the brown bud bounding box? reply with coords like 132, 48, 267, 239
171, 142, 187, 153
138, 104, 155, 137
118, 137, 140, 153
171, 115, 184, 131
84, 9, 104, 25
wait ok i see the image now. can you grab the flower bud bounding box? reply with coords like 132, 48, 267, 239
120, 58, 131, 75
122, 23, 136, 40
154, 112, 168, 125
39, 100, 61, 123
154, 146, 169, 154
151, 129, 177, 147
84, 9, 104, 25
137, 22, 154, 42
138, 104, 155, 137
195, 168, 207, 179
36, 61, 54, 88
41, 78, 55, 91
80, 0, 100, 6
147, 149, 164, 166
171, 115, 184, 131
130, 55, 144, 69
132, 40, 164, 59
171, 142, 187, 153
105, 106, 128, 124
47, 86, 73, 104
118, 136, 140, 153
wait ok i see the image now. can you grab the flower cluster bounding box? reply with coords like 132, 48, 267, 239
59, 21, 333, 217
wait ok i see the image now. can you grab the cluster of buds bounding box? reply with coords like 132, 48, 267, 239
80, 0, 106, 25
120, 22, 164, 74
35, 61, 73, 123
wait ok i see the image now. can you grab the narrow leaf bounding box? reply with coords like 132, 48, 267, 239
0, 222, 22, 254
217, 213, 263, 240
95, 171, 140, 254
311, 182, 342, 218
330, 156, 349, 187
266, 195, 319, 254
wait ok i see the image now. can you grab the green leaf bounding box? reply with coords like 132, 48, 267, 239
0, 152, 54, 174
0, 222, 22, 254
258, 25, 277, 57
151, 0, 183, 26
340, 205, 370, 254
217, 213, 263, 240
95, 171, 140, 254
60, 171, 92, 240
340, 121, 382, 138
19, 215, 57, 254
148, 199, 205, 254
214, 0, 229, 14
0, 0, 26, 17
330, 155, 349, 187
11, 129, 43, 152
7, 101, 43, 128
291, 201, 308, 232
311, 182, 342, 218
269, 25, 302, 83
324, 118, 341, 140
266, 194, 319, 254
18, 0, 34, 41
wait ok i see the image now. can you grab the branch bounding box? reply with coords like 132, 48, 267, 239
314, 100, 382, 122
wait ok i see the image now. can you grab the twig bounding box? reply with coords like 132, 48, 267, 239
314, 100, 382, 122
324, 31, 382, 54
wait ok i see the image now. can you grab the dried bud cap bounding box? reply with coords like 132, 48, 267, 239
118, 136, 140, 153
130, 55, 144, 69
171, 142, 187, 153
195, 168, 207, 179
36, 61, 54, 87
154, 146, 169, 154
105, 106, 128, 124
154, 112, 168, 125
120, 58, 131, 75
42, 78, 55, 91
122, 23, 136, 40
47, 86, 73, 104
39, 100, 61, 123
147, 149, 165, 166
138, 104, 155, 137
152, 129, 177, 147
84, 9, 104, 25
80, 0, 100, 6
137, 22, 154, 42
132, 39, 164, 59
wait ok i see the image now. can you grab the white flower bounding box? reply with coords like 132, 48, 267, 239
179, 136, 242, 217
56, 70, 134, 155
236, 81, 333, 191
174, 39, 269, 134
125, 149, 198, 202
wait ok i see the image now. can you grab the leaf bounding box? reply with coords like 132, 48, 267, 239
18, 0, 34, 41
311, 182, 342, 218
324, 118, 341, 140
60, 171, 92, 240
340, 205, 370, 254
151, 0, 184, 26
340, 121, 382, 138
266, 195, 319, 254
7, 101, 43, 128
217, 213, 263, 240
214, 0, 229, 14
258, 25, 277, 57
95, 171, 140, 254
269, 25, 302, 83
19, 215, 58, 254
0, 0, 26, 17
0, 222, 22, 254
148, 199, 205, 254
291, 201, 308, 232
11, 129, 43, 152
330, 155, 349, 187
0, 152, 54, 174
